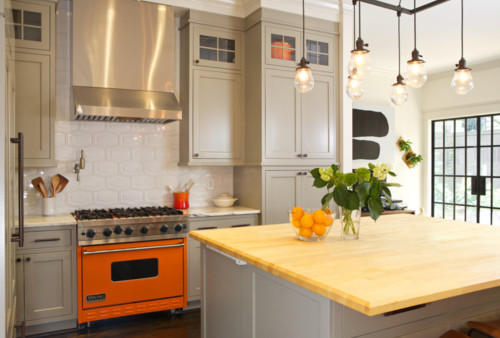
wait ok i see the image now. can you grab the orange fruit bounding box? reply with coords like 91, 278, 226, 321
300, 213, 314, 228
291, 219, 301, 228
324, 215, 333, 227
313, 209, 327, 224
291, 206, 305, 220
299, 227, 313, 238
312, 224, 327, 236
325, 208, 332, 214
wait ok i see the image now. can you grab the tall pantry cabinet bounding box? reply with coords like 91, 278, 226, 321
235, 9, 339, 224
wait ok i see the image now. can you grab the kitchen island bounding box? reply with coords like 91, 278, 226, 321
189, 214, 500, 337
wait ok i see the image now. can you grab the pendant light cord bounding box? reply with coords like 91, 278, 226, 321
302, 0, 305, 58
413, 0, 417, 50
358, 1, 361, 39
397, 12, 401, 75
353, 1, 356, 49
460, 0, 464, 59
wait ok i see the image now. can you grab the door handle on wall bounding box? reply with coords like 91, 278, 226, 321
10, 132, 24, 247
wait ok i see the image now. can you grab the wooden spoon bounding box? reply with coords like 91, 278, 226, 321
55, 174, 69, 194
50, 175, 60, 198
31, 177, 48, 198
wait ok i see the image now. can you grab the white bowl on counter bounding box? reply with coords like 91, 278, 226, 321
212, 194, 238, 207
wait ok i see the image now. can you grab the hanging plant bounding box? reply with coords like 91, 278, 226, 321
396, 137, 412, 152
397, 137, 423, 168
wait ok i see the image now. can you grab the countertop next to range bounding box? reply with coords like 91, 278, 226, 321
23, 206, 260, 227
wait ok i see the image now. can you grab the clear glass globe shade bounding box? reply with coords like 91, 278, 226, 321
451, 69, 474, 95
405, 61, 428, 88
390, 83, 408, 106
348, 51, 372, 79
346, 77, 364, 100
295, 67, 314, 93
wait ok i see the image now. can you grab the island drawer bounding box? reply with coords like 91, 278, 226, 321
190, 215, 258, 230
23, 229, 72, 249
343, 299, 449, 337
461, 286, 500, 309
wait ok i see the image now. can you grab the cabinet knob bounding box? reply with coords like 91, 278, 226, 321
25, 257, 31, 262
16, 258, 22, 263
193, 153, 199, 158
297, 154, 302, 158
303, 154, 308, 158
303, 171, 308, 175
297, 172, 303, 176
195, 60, 200, 64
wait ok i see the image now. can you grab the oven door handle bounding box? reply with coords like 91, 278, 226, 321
83, 243, 184, 255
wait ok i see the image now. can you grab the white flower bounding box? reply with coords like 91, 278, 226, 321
319, 167, 333, 182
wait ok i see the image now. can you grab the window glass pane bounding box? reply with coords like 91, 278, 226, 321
444, 149, 454, 175
283, 36, 295, 49
479, 208, 491, 225
467, 177, 477, 205
494, 147, 500, 176
306, 39, 316, 52
271, 47, 283, 60
219, 51, 235, 63
445, 177, 454, 203
24, 10, 41, 26
445, 120, 454, 147
14, 25, 22, 40
285, 49, 295, 61
308, 53, 317, 64
434, 149, 443, 175
494, 116, 500, 145
271, 34, 283, 44
455, 206, 465, 221
219, 38, 235, 51
467, 148, 477, 175
200, 35, 217, 48
455, 177, 465, 204
467, 207, 477, 223
480, 116, 491, 146
200, 48, 217, 61
111, 258, 158, 282
467, 118, 477, 146
455, 148, 465, 175
434, 176, 443, 202
494, 178, 500, 208
318, 54, 328, 66
23, 27, 41, 42
480, 147, 491, 176
455, 119, 466, 147
12, 9, 22, 24
493, 209, 500, 226
434, 203, 443, 218
434, 121, 443, 147
318, 41, 328, 53
444, 204, 454, 219
480, 178, 491, 207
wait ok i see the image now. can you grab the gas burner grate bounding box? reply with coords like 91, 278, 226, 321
73, 206, 184, 220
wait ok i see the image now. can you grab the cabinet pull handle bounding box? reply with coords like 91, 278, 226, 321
303, 171, 308, 176
198, 226, 218, 230
25, 257, 31, 262
195, 59, 200, 64
14, 321, 26, 338
297, 154, 302, 158
193, 153, 200, 158
231, 224, 250, 228
383, 304, 426, 316
302, 153, 308, 158
10, 132, 24, 247
297, 172, 303, 176
16, 258, 22, 263
34, 238, 61, 242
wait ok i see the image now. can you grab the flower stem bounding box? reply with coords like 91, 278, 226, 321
342, 208, 357, 236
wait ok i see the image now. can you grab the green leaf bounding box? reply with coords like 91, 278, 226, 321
321, 192, 334, 209
381, 186, 392, 199
369, 179, 381, 199
345, 190, 360, 210
368, 198, 384, 221
327, 181, 334, 189
332, 184, 348, 207
356, 168, 371, 182
343, 173, 357, 187
310, 168, 320, 179
330, 164, 339, 174
356, 181, 370, 205
388, 171, 396, 177
335, 172, 345, 185
313, 177, 328, 188
368, 163, 375, 170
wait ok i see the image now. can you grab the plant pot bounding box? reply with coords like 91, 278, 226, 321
402, 150, 416, 168
341, 207, 362, 240
396, 136, 406, 151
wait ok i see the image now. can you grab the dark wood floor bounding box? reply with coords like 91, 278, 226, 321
30, 310, 201, 338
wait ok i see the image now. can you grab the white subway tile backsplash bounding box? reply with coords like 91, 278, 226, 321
94, 161, 119, 177
119, 134, 144, 147
107, 176, 132, 191
132, 175, 156, 190
94, 191, 120, 205
81, 176, 106, 191
81, 121, 106, 132
120, 190, 145, 205
94, 133, 120, 147
107, 148, 131, 162
68, 132, 93, 147
68, 191, 93, 207
132, 148, 156, 162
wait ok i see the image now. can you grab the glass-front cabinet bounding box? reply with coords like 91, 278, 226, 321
193, 27, 242, 70
11, 0, 51, 51
305, 32, 334, 73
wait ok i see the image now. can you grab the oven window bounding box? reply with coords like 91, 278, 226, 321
111, 258, 159, 282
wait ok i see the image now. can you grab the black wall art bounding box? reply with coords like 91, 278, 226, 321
352, 104, 395, 163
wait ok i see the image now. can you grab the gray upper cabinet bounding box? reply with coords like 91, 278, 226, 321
12, 0, 56, 167
179, 10, 245, 165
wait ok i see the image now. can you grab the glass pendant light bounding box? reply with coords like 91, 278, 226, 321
348, 1, 371, 80
405, 0, 427, 88
295, 0, 314, 93
451, 0, 473, 95
390, 13, 408, 106
346, 74, 365, 100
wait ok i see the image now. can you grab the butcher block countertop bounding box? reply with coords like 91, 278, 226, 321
189, 214, 500, 316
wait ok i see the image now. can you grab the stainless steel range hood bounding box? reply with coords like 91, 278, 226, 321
72, 0, 181, 124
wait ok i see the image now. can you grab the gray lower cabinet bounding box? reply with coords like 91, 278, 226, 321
16, 226, 77, 335
187, 214, 259, 303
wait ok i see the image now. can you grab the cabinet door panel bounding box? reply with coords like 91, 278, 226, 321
265, 25, 301, 68
187, 237, 201, 301
265, 69, 300, 159
24, 251, 72, 321
193, 70, 243, 159
12, 0, 51, 51
301, 74, 335, 159
193, 27, 242, 70
265, 171, 300, 224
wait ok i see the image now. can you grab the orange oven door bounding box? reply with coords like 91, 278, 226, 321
81, 238, 185, 309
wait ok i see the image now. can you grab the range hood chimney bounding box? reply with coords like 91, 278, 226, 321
72, 0, 181, 124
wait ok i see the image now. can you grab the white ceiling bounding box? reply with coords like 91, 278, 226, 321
153, 0, 500, 74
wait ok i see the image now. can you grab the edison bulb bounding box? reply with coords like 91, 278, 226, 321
390, 83, 408, 106
346, 76, 364, 100
405, 61, 427, 88
451, 68, 474, 95
295, 67, 314, 93
348, 51, 372, 79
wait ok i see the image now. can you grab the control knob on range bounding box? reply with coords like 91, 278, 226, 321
86, 229, 96, 238
103, 228, 112, 237
174, 224, 183, 232
160, 224, 169, 233
114, 226, 123, 234
140, 226, 149, 234
124, 227, 134, 235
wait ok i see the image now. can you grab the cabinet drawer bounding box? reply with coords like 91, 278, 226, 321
343, 300, 449, 337
191, 215, 258, 230
24, 229, 72, 249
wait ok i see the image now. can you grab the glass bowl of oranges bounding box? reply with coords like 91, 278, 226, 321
289, 207, 335, 241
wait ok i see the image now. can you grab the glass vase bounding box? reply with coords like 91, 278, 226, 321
341, 207, 362, 240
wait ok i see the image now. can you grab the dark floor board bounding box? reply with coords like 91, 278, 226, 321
30, 310, 201, 338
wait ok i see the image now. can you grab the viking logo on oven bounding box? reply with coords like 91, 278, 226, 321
86, 293, 106, 303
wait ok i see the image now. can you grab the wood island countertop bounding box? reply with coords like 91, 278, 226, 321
189, 214, 500, 316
